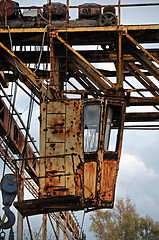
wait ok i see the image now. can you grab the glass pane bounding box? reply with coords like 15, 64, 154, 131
104, 107, 113, 150
104, 105, 121, 152
84, 105, 100, 152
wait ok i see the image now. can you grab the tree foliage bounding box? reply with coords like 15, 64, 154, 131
89, 197, 159, 240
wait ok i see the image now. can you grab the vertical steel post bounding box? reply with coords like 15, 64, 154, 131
50, 35, 54, 86
118, 0, 121, 26
42, 214, 47, 240
63, 213, 67, 240
117, 32, 123, 89
56, 213, 60, 240
26, 217, 34, 240
49, 0, 54, 87
49, 0, 52, 26
4, 0, 7, 27
66, 0, 69, 27
117, 0, 123, 90
17, 158, 24, 240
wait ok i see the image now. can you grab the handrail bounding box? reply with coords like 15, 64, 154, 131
69, 3, 159, 8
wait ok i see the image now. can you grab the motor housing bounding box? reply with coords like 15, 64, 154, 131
79, 3, 101, 19
0, 0, 19, 19
43, 2, 66, 20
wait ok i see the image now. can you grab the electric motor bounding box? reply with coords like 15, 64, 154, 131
0, 0, 19, 19
43, 2, 66, 20
79, 3, 101, 19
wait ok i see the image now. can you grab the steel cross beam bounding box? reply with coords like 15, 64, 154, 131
52, 32, 115, 90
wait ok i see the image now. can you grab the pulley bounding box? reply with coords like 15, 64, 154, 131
1, 174, 17, 206
99, 12, 117, 26
0, 174, 17, 230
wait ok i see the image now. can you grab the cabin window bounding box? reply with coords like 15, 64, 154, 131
84, 104, 100, 152
104, 105, 122, 152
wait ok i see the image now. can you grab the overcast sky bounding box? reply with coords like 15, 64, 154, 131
1, 0, 159, 239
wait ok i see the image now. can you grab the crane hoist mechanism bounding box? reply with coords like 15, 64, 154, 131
0, 0, 158, 226
0, 174, 17, 232
0, 1, 117, 27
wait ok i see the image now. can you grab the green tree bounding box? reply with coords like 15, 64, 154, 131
89, 197, 159, 240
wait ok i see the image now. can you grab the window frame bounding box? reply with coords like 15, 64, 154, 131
83, 102, 101, 153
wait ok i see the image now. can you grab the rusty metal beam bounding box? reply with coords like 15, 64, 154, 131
116, 32, 123, 88
130, 47, 159, 82
0, 42, 58, 100
0, 42, 41, 86
42, 214, 47, 240
0, 42, 41, 98
54, 33, 114, 90
0, 49, 156, 64
129, 62, 159, 92
79, 49, 159, 62
48, 214, 58, 240
69, 3, 159, 8
0, 71, 9, 88
125, 112, 159, 122
68, 63, 99, 97
124, 80, 159, 111
126, 33, 159, 65
128, 97, 159, 106
58, 25, 159, 33
125, 63, 159, 98
70, 55, 110, 90
26, 217, 34, 240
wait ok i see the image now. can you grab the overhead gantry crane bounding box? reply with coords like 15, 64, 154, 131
0, 0, 159, 239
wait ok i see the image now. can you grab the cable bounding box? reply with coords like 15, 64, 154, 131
79, 210, 86, 240
20, 91, 35, 175
34, 24, 48, 73
7, 24, 48, 75
38, 9, 49, 23
7, 25, 13, 52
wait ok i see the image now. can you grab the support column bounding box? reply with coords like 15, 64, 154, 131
17, 159, 24, 240
116, 32, 124, 90
50, 35, 60, 89
42, 214, 47, 240
56, 213, 60, 240
63, 212, 67, 240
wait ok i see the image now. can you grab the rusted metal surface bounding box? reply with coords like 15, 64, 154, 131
43, 3, 66, 20
0, 42, 41, 98
79, 3, 101, 19
39, 98, 126, 211
0, 107, 79, 239
0, 2, 158, 236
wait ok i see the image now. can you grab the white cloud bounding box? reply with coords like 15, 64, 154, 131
118, 153, 159, 182
116, 153, 159, 219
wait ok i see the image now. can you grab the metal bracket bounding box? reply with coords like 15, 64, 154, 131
117, 26, 127, 36
50, 30, 58, 38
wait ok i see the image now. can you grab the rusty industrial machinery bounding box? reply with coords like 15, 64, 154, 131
0, 0, 159, 239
